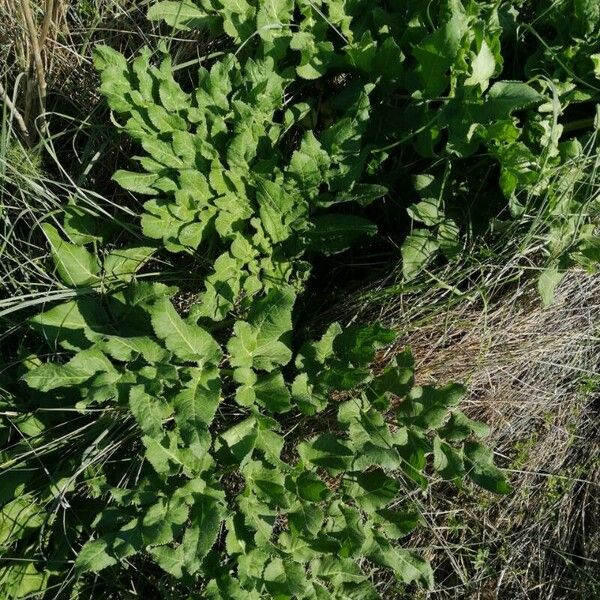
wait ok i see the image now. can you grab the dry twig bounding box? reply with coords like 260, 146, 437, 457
0, 79, 32, 146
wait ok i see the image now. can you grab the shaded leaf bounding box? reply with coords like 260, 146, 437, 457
464, 441, 511, 494
305, 215, 377, 255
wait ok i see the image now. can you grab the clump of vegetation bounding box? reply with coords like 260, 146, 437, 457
0, 0, 598, 598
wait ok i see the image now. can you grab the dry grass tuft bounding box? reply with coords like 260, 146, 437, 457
0, 0, 221, 147
369, 269, 599, 599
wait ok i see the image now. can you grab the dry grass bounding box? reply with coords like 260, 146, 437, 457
364, 269, 600, 599
0, 0, 221, 148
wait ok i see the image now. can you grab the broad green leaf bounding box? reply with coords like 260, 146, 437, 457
141, 137, 186, 169
575, 236, 600, 265
243, 459, 288, 507
372, 349, 415, 401
397, 383, 466, 430
173, 366, 221, 441
104, 246, 155, 282
327, 503, 368, 558
93, 45, 133, 113
220, 0, 255, 41
140, 199, 192, 251
574, 0, 600, 35
433, 436, 465, 482
346, 30, 379, 74
141, 496, 188, 548
145, 104, 187, 132
286, 502, 325, 540
368, 535, 434, 589
68, 346, 115, 373
439, 410, 490, 441
291, 372, 327, 415
149, 544, 185, 577
262, 556, 310, 597
407, 198, 441, 226
315, 555, 369, 585
101, 335, 170, 363
485, 81, 544, 118
42, 223, 100, 287
343, 469, 399, 512
319, 364, 372, 391
291, 32, 335, 80
0, 563, 49, 598
255, 0, 293, 42
205, 575, 262, 600
63, 201, 115, 245
333, 323, 395, 367
298, 433, 354, 474
401, 229, 439, 280
12, 413, 45, 437
465, 39, 496, 90
291, 471, 331, 503
190, 250, 245, 321
0, 495, 44, 545
131, 47, 154, 102
104, 519, 144, 561
296, 322, 342, 374
412, 3, 469, 97
538, 265, 565, 307
337, 398, 395, 450
158, 56, 191, 112
75, 538, 117, 573
396, 428, 430, 489
253, 371, 292, 413
255, 421, 285, 467
374, 508, 422, 539
464, 441, 511, 494
22, 346, 112, 392
233, 366, 258, 407
142, 432, 185, 476
255, 178, 302, 244
438, 218, 460, 258
327, 183, 388, 208
197, 60, 234, 113
227, 287, 295, 371
305, 214, 377, 255
182, 495, 224, 574
117, 281, 178, 313
236, 496, 276, 547
29, 298, 110, 351
288, 131, 330, 196
349, 442, 402, 471
151, 297, 220, 364
147, 0, 216, 31
215, 417, 258, 465
129, 384, 164, 437
112, 170, 161, 195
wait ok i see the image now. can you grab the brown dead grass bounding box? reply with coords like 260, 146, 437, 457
371, 269, 599, 599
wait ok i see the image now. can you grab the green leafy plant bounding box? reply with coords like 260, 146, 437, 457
0, 35, 510, 596
99, 0, 600, 285
21, 0, 600, 597
3, 254, 508, 596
